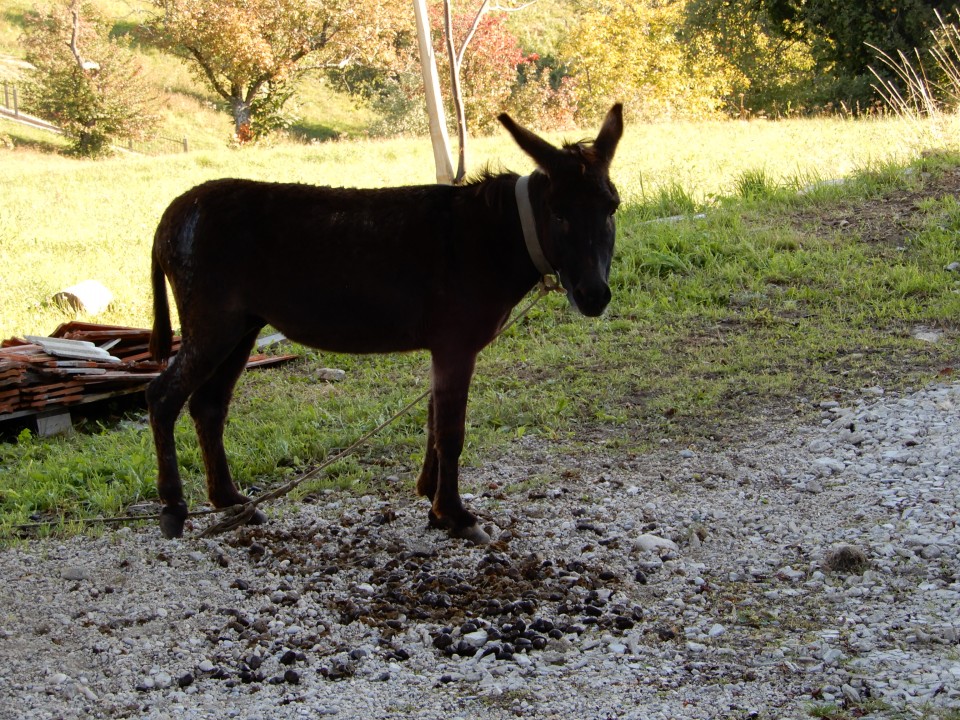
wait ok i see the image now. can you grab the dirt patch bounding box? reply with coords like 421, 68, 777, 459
788, 166, 960, 247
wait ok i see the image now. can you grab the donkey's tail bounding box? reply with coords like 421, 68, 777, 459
149, 247, 173, 362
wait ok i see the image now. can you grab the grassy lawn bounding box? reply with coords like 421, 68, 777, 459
1, 116, 959, 535
0, 114, 946, 339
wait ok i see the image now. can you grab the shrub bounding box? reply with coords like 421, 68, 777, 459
332, 5, 576, 137
20, 0, 158, 156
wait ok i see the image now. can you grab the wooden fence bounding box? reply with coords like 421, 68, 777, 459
1, 80, 21, 116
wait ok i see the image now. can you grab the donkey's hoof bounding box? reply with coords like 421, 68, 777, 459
451, 523, 491, 545
248, 508, 268, 526
159, 504, 188, 539
427, 508, 490, 544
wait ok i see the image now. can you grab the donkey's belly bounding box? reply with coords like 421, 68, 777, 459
267, 305, 428, 355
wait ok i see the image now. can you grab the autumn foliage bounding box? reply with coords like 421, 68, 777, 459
331, 3, 577, 136
435, 6, 577, 133
144, 0, 411, 140
145, 0, 335, 139
17, 0, 960, 148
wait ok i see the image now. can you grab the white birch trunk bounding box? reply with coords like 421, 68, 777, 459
412, 0, 455, 185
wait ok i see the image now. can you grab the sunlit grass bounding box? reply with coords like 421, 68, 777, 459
0, 114, 949, 340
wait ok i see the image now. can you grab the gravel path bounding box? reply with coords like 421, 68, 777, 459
1, 381, 958, 720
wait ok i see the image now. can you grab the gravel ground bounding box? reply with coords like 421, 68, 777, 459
1, 380, 958, 720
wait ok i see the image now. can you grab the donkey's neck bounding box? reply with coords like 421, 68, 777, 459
449, 172, 544, 314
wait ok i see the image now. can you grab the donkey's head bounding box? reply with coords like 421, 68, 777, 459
499, 103, 623, 317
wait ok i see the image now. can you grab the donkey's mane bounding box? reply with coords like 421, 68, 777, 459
563, 139, 600, 164
463, 165, 518, 186
461, 166, 521, 214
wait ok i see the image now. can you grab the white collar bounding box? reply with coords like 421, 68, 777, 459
515, 174, 554, 277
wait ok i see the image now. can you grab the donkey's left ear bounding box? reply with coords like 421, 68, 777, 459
594, 103, 624, 166
499, 112, 561, 174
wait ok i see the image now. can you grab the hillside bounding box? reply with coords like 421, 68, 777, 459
0, 0, 378, 150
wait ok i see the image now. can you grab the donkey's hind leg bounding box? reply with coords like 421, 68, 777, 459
147, 349, 204, 539
189, 327, 266, 525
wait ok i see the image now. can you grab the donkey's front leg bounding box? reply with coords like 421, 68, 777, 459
426, 352, 490, 544
415, 394, 438, 500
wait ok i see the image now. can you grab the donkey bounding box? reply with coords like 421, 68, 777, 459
147, 103, 623, 543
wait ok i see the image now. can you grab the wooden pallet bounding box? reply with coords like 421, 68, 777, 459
1, 322, 297, 434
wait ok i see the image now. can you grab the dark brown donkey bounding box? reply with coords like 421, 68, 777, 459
147, 103, 623, 543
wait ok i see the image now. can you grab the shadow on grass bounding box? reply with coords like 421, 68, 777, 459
1, 127, 69, 154
287, 120, 346, 143
110, 19, 166, 52
1, 8, 26, 32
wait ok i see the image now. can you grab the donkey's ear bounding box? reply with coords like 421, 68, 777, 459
594, 103, 624, 166
498, 112, 560, 173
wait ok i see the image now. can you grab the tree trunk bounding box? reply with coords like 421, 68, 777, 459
231, 96, 253, 142
412, 0, 454, 185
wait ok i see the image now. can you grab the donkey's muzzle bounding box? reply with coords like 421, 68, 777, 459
569, 283, 611, 317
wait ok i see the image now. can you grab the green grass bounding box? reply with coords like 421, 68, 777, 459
1, 115, 959, 534
0, 114, 945, 340
0, 0, 30, 59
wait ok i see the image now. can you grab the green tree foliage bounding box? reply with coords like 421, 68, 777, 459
322, 3, 421, 135
509, 53, 580, 130
684, 0, 818, 115
143, 0, 406, 140
563, 0, 953, 118
561, 0, 735, 123
20, 0, 159, 156
758, 0, 955, 106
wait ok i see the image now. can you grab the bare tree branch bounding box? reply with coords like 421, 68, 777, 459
67, 6, 84, 66
455, 0, 489, 68
444, 0, 468, 183
440, 0, 539, 181
67, 3, 99, 72
454, 1, 536, 72
185, 45, 231, 101
492, 1, 537, 11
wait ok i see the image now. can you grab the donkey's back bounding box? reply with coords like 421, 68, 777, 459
150, 177, 508, 358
